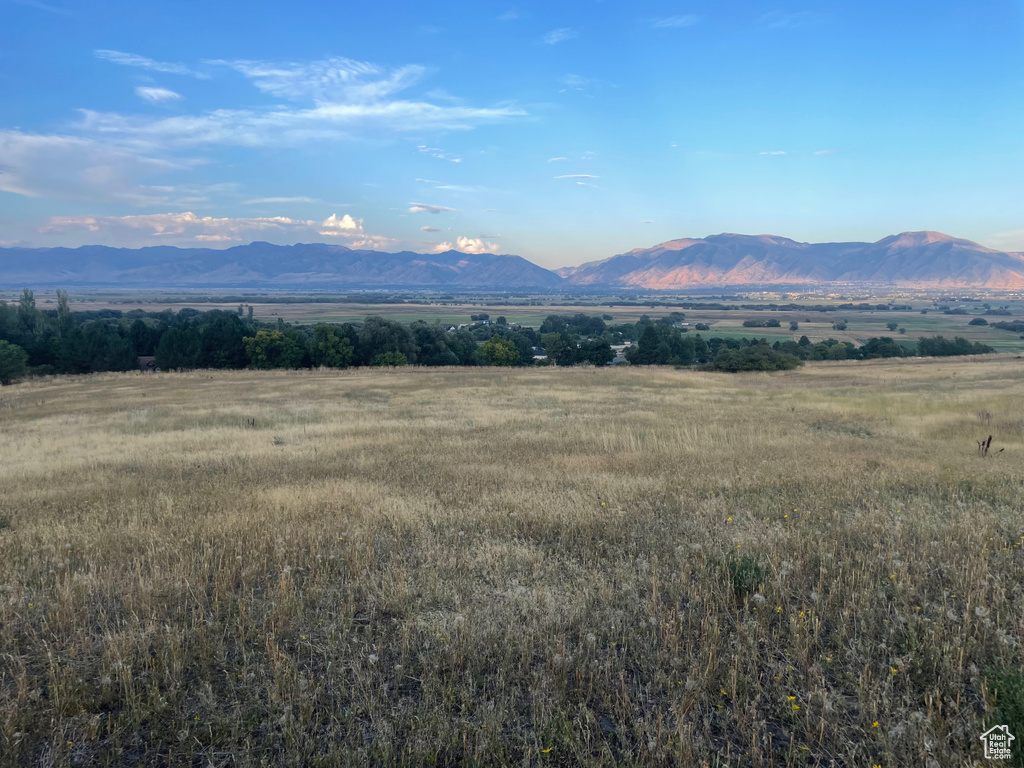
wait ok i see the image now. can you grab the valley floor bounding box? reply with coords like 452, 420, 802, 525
1, 359, 1023, 766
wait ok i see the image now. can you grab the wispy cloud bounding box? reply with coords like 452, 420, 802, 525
77, 55, 524, 151
542, 27, 577, 45
244, 196, 317, 204
0, 130, 184, 205
41, 211, 312, 239
210, 56, 422, 103
547, 157, 569, 162
651, 15, 698, 28
761, 10, 824, 29
136, 87, 183, 104
760, 150, 787, 155
421, 225, 441, 232
498, 8, 519, 21
814, 149, 837, 155
409, 202, 456, 214
9, 0, 71, 15
38, 210, 399, 249
418, 145, 463, 163
555, 174, 599, 179
95, 49, 208, 78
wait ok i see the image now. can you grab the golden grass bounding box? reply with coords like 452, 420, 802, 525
2, 359, 1024, 766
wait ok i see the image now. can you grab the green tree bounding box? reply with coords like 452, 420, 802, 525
371, 351, 408, 367
0, 340, 28, 385
495, 316, 507, 325
886, 321, 898, 331
358, 316, 417, 365
56, 289, 73, 338
541, 331, 578, 366
17, 288, 36, 333
311, 324, 354, 368
479, 336, 519, 366
243, 330, 305, 369
789, 321, 799, 331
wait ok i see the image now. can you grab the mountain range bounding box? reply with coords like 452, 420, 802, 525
1, 231, 1022, 290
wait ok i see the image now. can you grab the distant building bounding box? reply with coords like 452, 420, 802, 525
137, 356, 156, 372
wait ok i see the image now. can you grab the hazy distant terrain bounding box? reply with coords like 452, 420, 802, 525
3, 231, 1024, 290
0, 242, 564, 290
558, 232, 1024, 289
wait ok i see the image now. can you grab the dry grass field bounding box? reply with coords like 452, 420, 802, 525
2, 359, 1024, 766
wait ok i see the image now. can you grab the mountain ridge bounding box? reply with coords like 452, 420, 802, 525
557, 231, 1024, 289
1, 232, 1022, 290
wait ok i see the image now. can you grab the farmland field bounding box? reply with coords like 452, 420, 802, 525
2, 359, 1024, 766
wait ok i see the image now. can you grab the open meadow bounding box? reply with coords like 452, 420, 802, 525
2, 359, 1024, 766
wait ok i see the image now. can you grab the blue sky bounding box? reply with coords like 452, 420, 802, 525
1, 0, 1022, 267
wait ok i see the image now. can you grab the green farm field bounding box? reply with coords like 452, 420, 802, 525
2, 358, 1024, 766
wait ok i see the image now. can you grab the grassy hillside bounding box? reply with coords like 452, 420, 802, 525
2, 361, 1024, 766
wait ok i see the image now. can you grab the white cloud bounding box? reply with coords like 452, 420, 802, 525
429, 236, 498, 254
0, 130, 183, 204
555, 174, 599, 179
814, 149, 837, 155
498, 8, 519, 21
95, 49, 207, 78
244, 196, 317, 204
561, 74, 589, 90
418, 145, 463, 163
319, 213, 363, 235
409, 202, 456, 214
136, 87, 183, 104
652, 15, 699, 28
37, 210, 401, 249
78, 100, 522, 149
454, 236, 498, 254
542, 28, 577, 45
72, 56, 524, 152
760, 150, 787, 155
212, 57, 424, 103
41, 211, 314, 239
421, 225, 441, 232
547, 156, 569, 162
415, 177, 439, 184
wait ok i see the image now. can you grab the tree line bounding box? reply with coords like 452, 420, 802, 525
0, 291, 998, 385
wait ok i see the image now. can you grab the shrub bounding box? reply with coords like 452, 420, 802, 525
708, 346, 803, 372
371, 351, 408, 367
726, 554, 766, 604
918, 335, 994, 357
968, 317, 988, 326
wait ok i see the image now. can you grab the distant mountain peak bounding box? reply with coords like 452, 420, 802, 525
558, 231, 1024, 289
